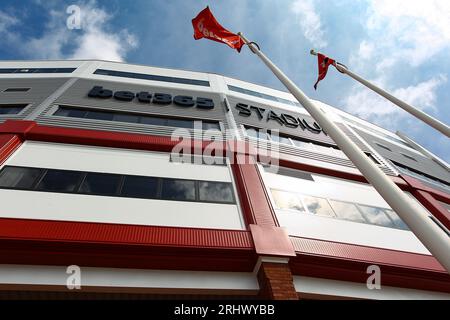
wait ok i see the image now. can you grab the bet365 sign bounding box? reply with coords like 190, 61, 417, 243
88, 86, 215, 109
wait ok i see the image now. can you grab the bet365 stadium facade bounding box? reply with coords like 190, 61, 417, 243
0, 60, 449, 300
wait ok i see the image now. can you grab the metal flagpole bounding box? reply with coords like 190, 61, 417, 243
310, 50, 450, 138
237, 32, 450, 273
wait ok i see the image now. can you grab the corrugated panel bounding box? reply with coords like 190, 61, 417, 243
0, 134, 22, 166
0, 218, 254, 249
0, 78, 68, 121
290, 236, 445, 272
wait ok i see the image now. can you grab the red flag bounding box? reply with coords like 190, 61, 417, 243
314, 53, 335, 90
192, 6, 244, 52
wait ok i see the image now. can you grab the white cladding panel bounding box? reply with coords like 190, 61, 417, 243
0, 141, 244, 230
7, 141, 232, 182
263, 168, 430, 254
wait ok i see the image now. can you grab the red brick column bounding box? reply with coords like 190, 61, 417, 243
257, 260, 298, 300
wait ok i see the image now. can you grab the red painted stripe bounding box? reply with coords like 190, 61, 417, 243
401, 174, 450, 203
0, 134, 22, 166
413, 190, 450, 230
290, 236, 444, 272
231, 154, 278, 227
0, 218, 253, 249
290, 236, 450, 293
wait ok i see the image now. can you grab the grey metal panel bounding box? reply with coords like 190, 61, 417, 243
227, 95, 336, 146
34, 78, 231, 139
355, 128, 450, 184
0, 78, 68, 121
55, 79, 226, 121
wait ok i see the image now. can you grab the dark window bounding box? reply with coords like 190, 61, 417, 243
79, 172, 121, 196
161, 179, 196, 201
401, 153, 417, 162
228, 85, 301, 107
375, 143, 392, 152
0, 167, 43, 189
0, 68, 76, 74
54, 107, 87, 118
264, 166, 314, 181
112, 113, 140, 124
199, 181, 235, 203
0, 104, 27, 115
202, 122, 221, 131
53, 106, 220, 131
36, 170, 83, 192
85, 110, 114, 121
121, 176, 159, 199
4, 88, 30, 92
167, 118, 193, 129
140, 116, 167, 126
94, 69, 209, 87
365, 153, 380, 165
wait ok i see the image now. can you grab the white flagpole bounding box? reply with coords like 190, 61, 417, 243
237, 32, 450, 273
310, 50, 450, 138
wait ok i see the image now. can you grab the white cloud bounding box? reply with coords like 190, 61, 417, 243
354, 0, 450, 70
0, 11, 18, 33
343, 75, 447, 129
291, 0, 327, 48
343, 1, 450, 131
1, 1, 138, 62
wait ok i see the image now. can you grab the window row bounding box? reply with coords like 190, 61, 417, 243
94, 69, 210, 87
0, 68, 76, 74
0, 104, 28, 115
0, 166, 236, 204
271, 188, 409, 231
228, 85, 302, 107
53, 106, 221, 131
245, 126, 346, 158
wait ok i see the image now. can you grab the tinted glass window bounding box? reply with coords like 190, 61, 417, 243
384, 209, 409, 230
85, 110, 114, 121
140, 116, 167, 126
271, 189, 306, 213
36, 170, 83, 192
357, 204, 395, 228
79, 172, 121, 196
202, 122, 220, 131
121, 176, 159, 199
94, 69, 210, 87
113, 113, 140, 123
161, 179, 196, 201
167, 118, 193, 129
329, 200, 367, 223
0, 167, 43, 189
54, 107, 87, 118
199, 181, 234, 203
4, 88, 30, 92
0, 105, 26, 114
302, 195, 336, 217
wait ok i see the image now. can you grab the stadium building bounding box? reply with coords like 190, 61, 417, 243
0, 60, 449, 300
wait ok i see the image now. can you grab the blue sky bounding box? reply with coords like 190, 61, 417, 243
1, 0, 449, 161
